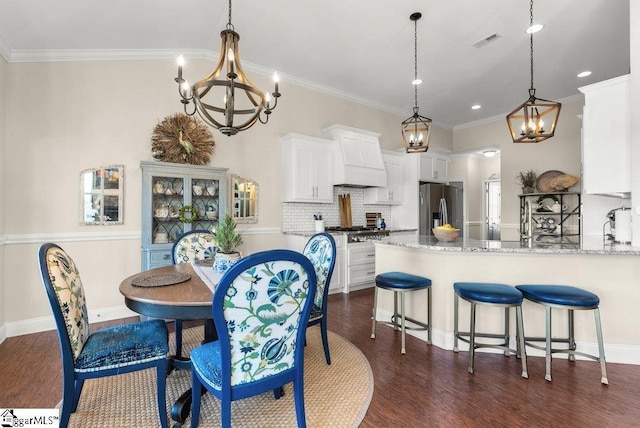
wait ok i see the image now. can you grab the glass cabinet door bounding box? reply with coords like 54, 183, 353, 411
190, 177, 221, 231
151, 175, 185, 244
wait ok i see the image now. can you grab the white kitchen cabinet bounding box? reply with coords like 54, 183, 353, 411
419, 153, 449, 182
347, 242, 376, 291
282, 134, 334, 203
364, 151, 405, 205
579, 75, 630, 195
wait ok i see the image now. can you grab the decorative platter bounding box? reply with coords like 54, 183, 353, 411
536, 170, 564, 193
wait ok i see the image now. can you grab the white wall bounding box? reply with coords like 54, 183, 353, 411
630, 1, 640, 245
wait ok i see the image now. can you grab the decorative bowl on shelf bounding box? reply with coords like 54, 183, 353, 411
432, 227, 460, 242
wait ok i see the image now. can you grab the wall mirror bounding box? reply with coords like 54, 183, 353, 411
80, 165, 124, 225
231, 174, 258, 224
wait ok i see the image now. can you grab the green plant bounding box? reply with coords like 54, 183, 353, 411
213, 214, 243, 254
516, 169, 538, 188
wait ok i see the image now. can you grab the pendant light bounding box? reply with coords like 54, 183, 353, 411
174, 0, 280, 136
402, 12, 432, 154
506, 0, 561, 143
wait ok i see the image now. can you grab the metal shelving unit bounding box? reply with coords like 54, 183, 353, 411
519, 192, 581, 243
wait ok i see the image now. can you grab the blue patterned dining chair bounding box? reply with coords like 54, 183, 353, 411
171, 230, 218, 357
303, 232, 336, 365
190, 249, 317, 428
38, 243, 169, 428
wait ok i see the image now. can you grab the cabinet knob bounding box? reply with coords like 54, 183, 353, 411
163, 254, 171, 260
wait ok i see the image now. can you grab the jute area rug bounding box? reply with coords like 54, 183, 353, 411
67, 326, 373, 427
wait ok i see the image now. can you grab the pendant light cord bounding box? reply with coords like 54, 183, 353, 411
227, 0, 234, 30
414, 16, 419, 109
529, 0, 535, 93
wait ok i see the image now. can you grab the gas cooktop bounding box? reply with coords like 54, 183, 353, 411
324, 226, 374, 232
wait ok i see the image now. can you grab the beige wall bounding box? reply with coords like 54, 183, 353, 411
453, 99, 583, 240
631, 2, 640, 244
2, 57, 437, 328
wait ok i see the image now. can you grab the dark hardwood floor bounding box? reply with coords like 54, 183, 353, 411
1, 287, 639, 426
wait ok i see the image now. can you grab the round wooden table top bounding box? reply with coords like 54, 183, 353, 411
119, 263, 214, 320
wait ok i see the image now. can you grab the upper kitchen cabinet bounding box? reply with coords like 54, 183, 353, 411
321, 124, 387, 187
364, 150, 404, 205
419, 152, 450, 183
579, 75, 630, 196
282, 134, 334, 203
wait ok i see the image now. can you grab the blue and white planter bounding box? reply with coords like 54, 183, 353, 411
213, 252, 242, 273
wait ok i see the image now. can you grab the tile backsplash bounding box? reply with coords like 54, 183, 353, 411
283, 186, 391, 232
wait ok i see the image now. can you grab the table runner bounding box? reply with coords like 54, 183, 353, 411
191, 262, 221, 292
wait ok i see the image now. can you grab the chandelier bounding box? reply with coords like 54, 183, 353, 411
506, 0, 561, 143
174, 0, 280, 136
401, 12, 432, 154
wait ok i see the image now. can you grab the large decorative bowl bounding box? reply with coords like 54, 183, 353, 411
432, 227, 460, 242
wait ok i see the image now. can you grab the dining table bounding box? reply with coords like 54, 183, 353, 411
119, 262, 221, 427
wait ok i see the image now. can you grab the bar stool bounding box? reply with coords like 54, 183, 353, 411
371, 272, 432, 354
453, 282, 528, 378
515, 284, 608, 384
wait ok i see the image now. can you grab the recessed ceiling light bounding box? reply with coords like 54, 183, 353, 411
577, 71, 592, 78
471, 104, 481, 110
483, 150, 497, 158
526, 24, 544, 34
412, 78, 422, 85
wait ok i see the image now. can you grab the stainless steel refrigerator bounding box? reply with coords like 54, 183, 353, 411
419, 183, 463, 236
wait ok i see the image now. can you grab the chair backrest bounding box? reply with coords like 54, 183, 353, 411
38, 243, 90, 363
303, 233, 336, 309
212, 249, 317, 388
171, 230, 217, 264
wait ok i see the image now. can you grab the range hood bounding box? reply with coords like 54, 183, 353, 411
322, 124, 387, 188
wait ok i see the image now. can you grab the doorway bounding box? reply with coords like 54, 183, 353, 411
483, 180, 501, 240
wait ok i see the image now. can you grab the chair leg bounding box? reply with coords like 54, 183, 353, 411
503, 307, 510, 356
568, 309, 576, 361
60, 378, 76, 428
545, 306, 553, 382
175, 319, 183, 358
468, 302, 477, 374
516, 305, 528, 379
393, 291, 399, 331
190, 372, 202, 428
320, 317, 331, 365
400, 291, 407, 355
453, 293, 460, 352
156, 361, 169, 428
221, 397, 232, 428
294, 379, 308, 428
371, 286, 379, 339
594, 308, 609, 385
71, 379, 84, 412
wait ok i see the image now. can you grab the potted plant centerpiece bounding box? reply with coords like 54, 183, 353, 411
516, 169, 538, 194
212, 214, 243, 273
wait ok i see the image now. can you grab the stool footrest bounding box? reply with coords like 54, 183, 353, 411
455, 332, 517, 355
390, 314, 430, 331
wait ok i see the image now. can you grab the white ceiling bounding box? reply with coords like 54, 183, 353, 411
0, 0, 630, 128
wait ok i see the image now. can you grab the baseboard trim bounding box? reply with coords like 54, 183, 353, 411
374, 308, 640, 365
4, 305, 138, 337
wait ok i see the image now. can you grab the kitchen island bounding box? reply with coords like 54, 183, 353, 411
371, 234, 640, 364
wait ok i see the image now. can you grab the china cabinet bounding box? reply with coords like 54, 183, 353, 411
141, 161, 228, 270
364, 151, 405, 205
519, 192, 581, 243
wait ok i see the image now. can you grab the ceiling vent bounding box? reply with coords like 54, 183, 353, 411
472, 33, 501, 48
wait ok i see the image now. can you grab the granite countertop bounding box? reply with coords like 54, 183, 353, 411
362, 234, 640, 256
283, 228, 416, 237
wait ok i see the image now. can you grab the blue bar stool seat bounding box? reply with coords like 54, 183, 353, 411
515, 284, 608, 384
371, 272, 432, 354
453, 282, 528, 378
